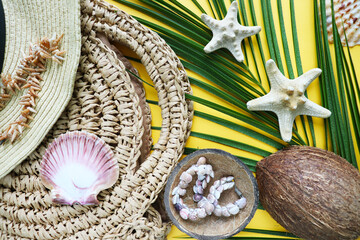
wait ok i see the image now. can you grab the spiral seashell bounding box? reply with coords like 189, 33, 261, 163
325, 0, 360, 47
40, 131, 119, 205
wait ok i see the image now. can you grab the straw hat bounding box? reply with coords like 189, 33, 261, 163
0, 0, 81, 178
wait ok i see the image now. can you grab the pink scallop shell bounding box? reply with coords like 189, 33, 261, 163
40, 131, 119, 205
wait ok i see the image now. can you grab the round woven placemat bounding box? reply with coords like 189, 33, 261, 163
0, 0, 193, 239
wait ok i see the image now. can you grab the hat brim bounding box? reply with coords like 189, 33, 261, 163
0, 0, 81, 178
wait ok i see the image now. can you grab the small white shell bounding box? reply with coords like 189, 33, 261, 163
209, 171, 214, 179
198, 174, 206, 181
172, 186, 179, 196
178, 180, 188, 189
180, 171, 193, 184
227, 203, 240, 215
221, 206, 231, 217
197, 156, 207, 166
202, 180, 207, 189
172, 194, 180, 205
40, 131, 119, 205
180, 208, 190, 220
214, 205, 222, 217
235, 197, 247, 209
178, 188, 186, 196
189, 210, 199, 221
214, 190, 221, 200
204, 202, 215, 215
197, 208, 207, 218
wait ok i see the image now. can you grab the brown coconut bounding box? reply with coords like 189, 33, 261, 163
256, 145, 360, 240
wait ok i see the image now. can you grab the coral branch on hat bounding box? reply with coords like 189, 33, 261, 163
0, 34, 65, 144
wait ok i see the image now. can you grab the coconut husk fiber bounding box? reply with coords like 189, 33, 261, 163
0, 0, 193, 239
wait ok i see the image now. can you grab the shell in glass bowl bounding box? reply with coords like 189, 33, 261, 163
40, 131, 119, 205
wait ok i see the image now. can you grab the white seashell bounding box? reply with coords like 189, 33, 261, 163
197, 156, 207, 166
205, 165, 213, 174
235, 197, 247, 209
223, 181, 235, 190
213, 180, 220, 188
221, 206, 231, 217
227, 203, 240, 215
179, 208, 190, 220
193, 185, 198, 194
214, 205, 222, 217
216, 185, 224, 193
204, 202, 215, 215
209, 185, 216, 195
196, 180, 202, 187
172, 194, 180, 205
206, 173, 214, 183
197, 208, 207, 218
198, 165, 207, 176
186, 166, 197, 176
202, 180, 207, 189
172, 186, 179, 196
214, 190, 221, 200
220, 177, 227, 185
207, 193, 216, 204
178, 188, 186, 196
209, 171, 214, 179
198, 174, 206, 181
178, 180, 188, 189
226, 176, 234, 182
40, 131, 119, 205
189, 210, 199, 221
197, 198, 208, 208
196, 185, 203, 195
180, 171, 193, 184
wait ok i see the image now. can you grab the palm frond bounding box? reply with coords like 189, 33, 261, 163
113, 0, 359, 238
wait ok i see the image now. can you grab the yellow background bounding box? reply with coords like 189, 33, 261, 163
106, 0, 360, 239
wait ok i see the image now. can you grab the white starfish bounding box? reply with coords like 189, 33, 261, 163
247, 59, 331, 142
201, 1, 261, 62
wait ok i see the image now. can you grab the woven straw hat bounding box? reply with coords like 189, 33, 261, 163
0, 0, 81, 178
0, 0, 193, 238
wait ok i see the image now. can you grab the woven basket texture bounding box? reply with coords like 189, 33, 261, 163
0, 0, 193, 239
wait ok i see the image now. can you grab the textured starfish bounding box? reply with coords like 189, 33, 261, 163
201, 1, 261, 62
247, 59, 331, 142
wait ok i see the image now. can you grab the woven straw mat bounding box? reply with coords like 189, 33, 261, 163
0, 0, 193, 239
